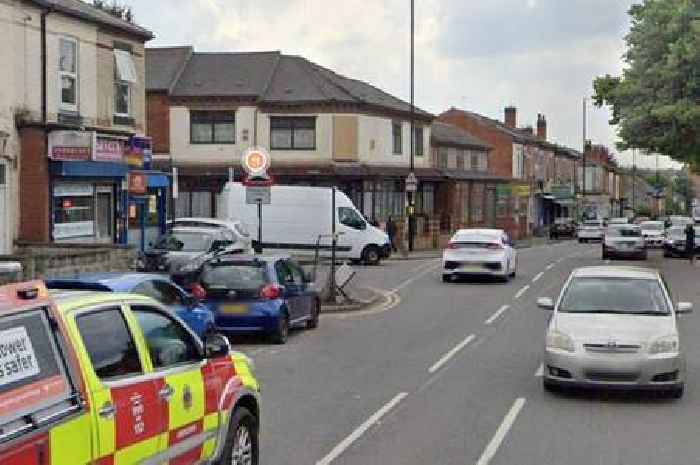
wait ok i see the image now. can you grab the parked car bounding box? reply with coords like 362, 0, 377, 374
663, 225, 700, 258
442, 229, 517, 283
577, 220, 604, 243
538, 266, 691, 398
602, 224, 647, 260
550, 218, 576, 239
0, 280, 260, 465
169, 217, 253, 253
669, 215, 693, 227
193, 255, 321, 344
45, 273, 216, 338
640, 221, 666, 248
139, 226, 240, 272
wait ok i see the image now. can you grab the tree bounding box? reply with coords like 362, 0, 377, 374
92, 0, 133, 23
593, 0, 700, 165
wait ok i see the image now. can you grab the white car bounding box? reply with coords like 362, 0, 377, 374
442, 229, 517, 283
640, 221, 665, 248
169, 217, 253, 253
577, 220, 604, 243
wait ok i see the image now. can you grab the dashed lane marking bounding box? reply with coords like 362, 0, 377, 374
532, 272, 544, 283
485, 305, 510, 325
428, 334, 476, 374
475, 398, 527, 465
514, 285, 530, 300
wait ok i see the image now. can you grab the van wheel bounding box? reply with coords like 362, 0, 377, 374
362, 246, 381, 266
219, 407, 259, 465
307, 301, 320, 329
271, 313, 289, 344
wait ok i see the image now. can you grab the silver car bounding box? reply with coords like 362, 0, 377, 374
602, 224, 647, 260
538, 266, 692, 398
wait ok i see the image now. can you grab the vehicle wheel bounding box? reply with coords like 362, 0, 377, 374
362, 245, 381, 266
442, 275, 451, 283
509, 258, 517, 277
668, 385, 684, 399
219, 407, 259, 465
306, 301, 320, 329
272, 313, 289, 344
543, 378, 559, 393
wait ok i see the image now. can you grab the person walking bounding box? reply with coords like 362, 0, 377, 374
386, 216, 398, 252
685, 223, 695, 265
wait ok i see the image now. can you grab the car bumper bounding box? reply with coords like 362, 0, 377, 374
578, 234, 603, 240
605, 247, 646, 258
644, 238, 664, 248
442, 263, 506, 277
544, 348, 685, 390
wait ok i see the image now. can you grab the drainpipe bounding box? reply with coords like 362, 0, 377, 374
41, 8, 51, 124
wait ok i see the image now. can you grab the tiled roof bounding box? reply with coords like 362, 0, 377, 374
441, 108, 537, 144
32, 0, 153, 39
145, 47, 192, 91
430, 122, 491, 150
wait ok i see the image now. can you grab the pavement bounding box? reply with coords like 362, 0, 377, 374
234, 242, 700, 465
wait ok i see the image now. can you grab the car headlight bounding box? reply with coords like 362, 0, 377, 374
649, 335, 679, 354
546, 331, 575, 352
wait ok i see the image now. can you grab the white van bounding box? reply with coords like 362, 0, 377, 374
218, 182, 391, 264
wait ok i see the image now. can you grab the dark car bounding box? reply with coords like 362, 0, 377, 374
45, 273, 216, 338
194, 255, 321, 344
663, 226, 700, 258
550, 218, 576, 239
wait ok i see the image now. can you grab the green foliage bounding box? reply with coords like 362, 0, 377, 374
593, 0, 700, 164
92, 0, 133, 23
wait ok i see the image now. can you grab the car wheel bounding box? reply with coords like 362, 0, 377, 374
543, 378, 559, 393
306, 301, 320, 329
442, 274, 451, 283
663, 250, 671, 258
272, 313, 289, 344
219, 407, 259, 465
362, 245, 381, 266
668, 384, 684, 399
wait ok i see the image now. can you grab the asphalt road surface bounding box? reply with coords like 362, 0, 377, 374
235, 242, 700, 465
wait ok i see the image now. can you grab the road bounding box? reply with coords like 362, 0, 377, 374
235, 242, 700, 465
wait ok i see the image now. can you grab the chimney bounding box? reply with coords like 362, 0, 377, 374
537, 113, 547, 141
504, 106, 517, 128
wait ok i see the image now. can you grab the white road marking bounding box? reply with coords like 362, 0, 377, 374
428, 334, 476, 374
485, 305, 510, 325
475, 398, 527, 465
545, 263, 555, 270
514, 285, 530, 300
316, 392, 408, 465
534, 363, 544, 377
532, 272, 544, 283
391, 261, 442, 293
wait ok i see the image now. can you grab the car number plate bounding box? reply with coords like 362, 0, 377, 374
221, 304, 248, 315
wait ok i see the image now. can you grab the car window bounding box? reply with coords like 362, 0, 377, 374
234, 223, 250, 237
559, 278, 670, 315
606, 227, 641, 237
202, 261, 269, 291
132, 280, 164, 302
132, 307, 201, 369
152, 281, 185, 306
156, 230, 213, 252
276, 261, 297, 285
286, 261, 306, 285
76, 308, 143, 380
339, 207, 366, 230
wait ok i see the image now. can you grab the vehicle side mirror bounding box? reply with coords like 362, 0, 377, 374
677, 302, 693, 314
204, 333, 231, 358
184, 294, 198, 309
537, 297, 554, 310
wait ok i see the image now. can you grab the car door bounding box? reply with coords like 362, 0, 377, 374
287, 260, 313, 319
70, 305, 165, 464
275, 260, 305, 323
129, 305, 210, 464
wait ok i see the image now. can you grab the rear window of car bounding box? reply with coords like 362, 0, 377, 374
155, 230, 214, 252
607, 226, 641, 237
0, 307, 77, 440
452, 233, 500, 245
201, 261, 269, 291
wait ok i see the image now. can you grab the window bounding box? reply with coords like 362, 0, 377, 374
413, 127, 424, 156
338, 207, 367, 230
76, 308, 142, 380
437, 147, 448, 169
392, 121, 402, 154
59, 38, 78, 111
132, 280, 185, 307
132, 307, 201, 369
512, 145, 525, 179
275, 261, 296, 285
456, 151, 465, 170
270, 117, 316, 150
114, 81, 130, 116
0, 164, 5, 185
190, 112, 236, 144
201, 262, 269, 297
113, 48, 136, 117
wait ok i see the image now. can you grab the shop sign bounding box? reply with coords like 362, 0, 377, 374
125, 136, 152, 168
515, 185, 531, 197
94, 136, 125, 163
148, 195, 157, 214
48, 131, 93, 161
496, 184, 512, 199
53, 221, 94, 239
128, 173, 147, 194
53, 183, 94, 197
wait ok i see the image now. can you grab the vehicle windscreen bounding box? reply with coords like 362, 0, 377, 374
155, 231, 213, 252
607, 226, 641, 237
559, 277, 670, 315
201, 262, 269, 297
583, 222, 601, 228
641, 223, 664, 231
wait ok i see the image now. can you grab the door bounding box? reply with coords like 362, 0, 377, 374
130, 305, 211, 464
73, 306, 165, 463
0, 163, 7, 254
275, 260, 306, 322
337, 206, 368, 259
95, 189, 114, 243
128, 198, 146, 251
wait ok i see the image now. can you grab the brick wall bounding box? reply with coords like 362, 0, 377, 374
147, 92, 170, 154
18, 127, 50, 243
438, 110, 514, 178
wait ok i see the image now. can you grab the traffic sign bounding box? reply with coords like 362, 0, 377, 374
246, 185, 271, 205
242, 147, 271, 178
405, 172, 418, 193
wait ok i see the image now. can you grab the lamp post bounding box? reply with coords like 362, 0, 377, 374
407, 0, 416, 252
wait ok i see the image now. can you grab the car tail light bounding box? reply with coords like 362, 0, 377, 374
447, 242, 458, 249
260, 284, 282, 300
190, 284, 207, 300
487, 242, 504, 250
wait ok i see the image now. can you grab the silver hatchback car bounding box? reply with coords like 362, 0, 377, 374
539, 266, 693, 398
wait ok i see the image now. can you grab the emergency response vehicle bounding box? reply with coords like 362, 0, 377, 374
0, 280, 260, 465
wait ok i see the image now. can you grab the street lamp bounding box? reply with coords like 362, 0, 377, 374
407, 0, 416, 252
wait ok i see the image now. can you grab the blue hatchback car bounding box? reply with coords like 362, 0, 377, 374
195, 255, 321, 344
45, 273, 215, 338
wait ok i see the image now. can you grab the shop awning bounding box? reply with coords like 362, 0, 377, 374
147, 173, 170, 188
50, 161, 128, 178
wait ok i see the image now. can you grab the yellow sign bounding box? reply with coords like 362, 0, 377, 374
515, 185, 531, 197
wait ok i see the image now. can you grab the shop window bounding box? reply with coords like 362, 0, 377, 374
53, 194, 95, 240
191, 112, 236, 144
270, 117, 315, 150
59, 37, 78, 112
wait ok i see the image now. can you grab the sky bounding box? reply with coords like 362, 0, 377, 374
129, 0, 681, 170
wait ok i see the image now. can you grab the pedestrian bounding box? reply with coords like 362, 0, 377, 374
386, 216, 398, 252
685, 223, 695, 265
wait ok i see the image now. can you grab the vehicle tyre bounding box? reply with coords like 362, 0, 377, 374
306, 300, 320, 329
602, 248, 607, 260
203, 324, 217, 340
442, 274, 451, 283
663, 250, 671, 258
219, 407, 259, 465
272, 313, 289, 344
543, 378, 559, 393
668, 384, 684, 399
362, 245, 381, 266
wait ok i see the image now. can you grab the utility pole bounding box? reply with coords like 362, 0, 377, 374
581, 97, 587, 219
408, 0, 416, 252
632, 148, 637, 214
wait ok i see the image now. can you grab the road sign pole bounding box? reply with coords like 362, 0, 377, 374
329, 186, 337, 302
257, 200, 262, 254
